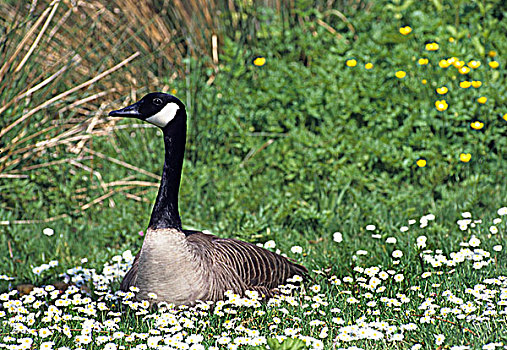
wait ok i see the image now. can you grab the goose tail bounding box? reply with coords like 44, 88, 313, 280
288, 260, 309, 282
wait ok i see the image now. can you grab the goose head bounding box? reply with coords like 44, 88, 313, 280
109, 92, 186, 129
108, 92, 187, 230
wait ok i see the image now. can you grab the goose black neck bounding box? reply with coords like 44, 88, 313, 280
148, 114, 186, 230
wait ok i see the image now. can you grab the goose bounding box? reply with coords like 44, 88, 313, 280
109, 92, 307, 305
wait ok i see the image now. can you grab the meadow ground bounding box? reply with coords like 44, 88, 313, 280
0, 0, 506, 349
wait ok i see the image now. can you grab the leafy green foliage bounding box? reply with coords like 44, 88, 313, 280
1, 0, 505, 284
264, 338, 308, 350
0, 0, 506, 348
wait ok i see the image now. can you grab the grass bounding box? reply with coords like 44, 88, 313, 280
0, 0, 506, 349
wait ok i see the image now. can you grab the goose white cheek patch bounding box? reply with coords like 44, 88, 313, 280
146, 102, 180, 127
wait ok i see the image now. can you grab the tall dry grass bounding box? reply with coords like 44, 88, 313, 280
0, 0, 251, 172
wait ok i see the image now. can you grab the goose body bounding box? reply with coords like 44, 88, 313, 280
109, 93, 306, 305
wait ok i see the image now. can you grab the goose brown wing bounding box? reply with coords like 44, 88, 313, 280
186, 232, 307, 290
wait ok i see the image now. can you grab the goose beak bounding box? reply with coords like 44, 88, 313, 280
108, 101, 141, 118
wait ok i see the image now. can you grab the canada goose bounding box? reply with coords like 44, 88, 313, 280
109, 93, 307, 305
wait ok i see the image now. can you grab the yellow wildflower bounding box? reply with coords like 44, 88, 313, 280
436, 87, 448, 95
470, 121, 484, 130
346, 59, 357, 67
435, 100, 448, 111
477, 97, 487, 104
471, 81, 482, 88
453, 60, 465, 68
422, 79, 427, 84
425, 43, 439, 51
459, 153, 471, 163
399, 26, 412, 35
489, 61, 499, 69
439, 60, 451, 68
447, 57, 457, 65
502, 114, 507, 122
418, 58, 429, 65
448, 37, 455, 43
459, 81, 471, 88
395, 70, 406, 79
253, 57, 266, 66
459, 66, 470, 74
468, 60, 481, 68
416, 159, 427, 168
365, 63, 373, 70
488, 51, 497, 57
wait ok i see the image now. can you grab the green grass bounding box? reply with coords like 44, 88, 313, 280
1, 0, 506, 349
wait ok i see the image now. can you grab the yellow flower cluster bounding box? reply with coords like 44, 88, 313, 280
437, 57, 483, 75
477, 97, 487, 104
459, 153, 471, 163
399, 26, 412, 35
416, 158, 427, 167
471, 121, 484, 130
346, 33, 499, 169
435, 100, 448, 111
253, 57, 266, 66
439, 60, 450, 68
468, 60, 481, 68
460, 81, 482, 89
425, 43, 439, 51
453, 60, 465, 68
438, 57, 498, 72
346, 59, 357, 67
395, 70, 406, 79
346, 59, 374, 70
436, 86, 448, 95
459, 66, 470, 74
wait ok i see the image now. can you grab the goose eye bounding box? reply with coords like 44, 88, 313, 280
153, 98, 163, 105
